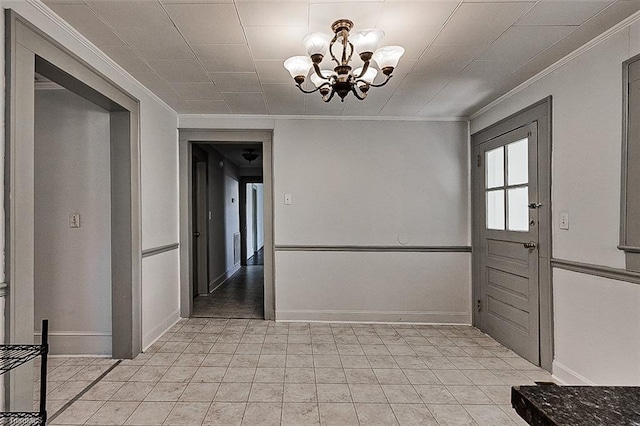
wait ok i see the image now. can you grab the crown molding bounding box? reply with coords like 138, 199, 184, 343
470, 10, 640, 121
35, 80, 64, 91
178, 113, 468, 123
25, 0, 177, 116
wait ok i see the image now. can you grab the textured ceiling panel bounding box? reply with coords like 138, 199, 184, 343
193, 44, 256, 73
433, 2, 535, 45
148, 59, 210, 82
43, 0, 640, 117
236, 1, 310, 27
516, 1, 612, 26
164, 4, 246, 44
210, 72, 263, 92
47, 3, 125, 47
170, 82, 224, 101
223, 92, 269, 114
479, 25, 576, 63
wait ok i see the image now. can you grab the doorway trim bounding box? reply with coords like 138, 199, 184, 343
178, 130, 275, 320
471, 97, 553, 371
5, 11, 141, 409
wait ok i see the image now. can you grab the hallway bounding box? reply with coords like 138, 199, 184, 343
193, 252, 264, 319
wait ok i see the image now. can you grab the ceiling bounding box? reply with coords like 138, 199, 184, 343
43, 0, 640, 118
206, 143, 263, 170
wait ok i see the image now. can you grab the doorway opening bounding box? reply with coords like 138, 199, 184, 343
34, 73, 113, 356
471, 98, 553, 372
245, 183, 264, 266
183, 139, 270, 319
6, 13, 141, 410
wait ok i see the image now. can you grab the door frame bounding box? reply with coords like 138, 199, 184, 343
471, 97, 553, 371
5, 11, 142, 409
178, 130, 275, 320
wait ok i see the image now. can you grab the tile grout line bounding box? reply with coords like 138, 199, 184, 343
47, 359, 123, 423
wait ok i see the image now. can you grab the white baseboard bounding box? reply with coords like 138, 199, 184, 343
275, 309, 471, 324
143, 309, 181, 351
552, 361, 596, 385
34, 331, 111, 356
208, 264, 242, 293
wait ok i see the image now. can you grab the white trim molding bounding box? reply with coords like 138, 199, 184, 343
33, 331, 112, 356
208, 264, 242, 294
552, 361, 597, 386
276, 309, 471, 324
142, 309, 181, 351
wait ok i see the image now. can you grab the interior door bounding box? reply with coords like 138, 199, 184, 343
474, 123, 540, 365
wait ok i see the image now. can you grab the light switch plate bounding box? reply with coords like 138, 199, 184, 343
284, 194, 292, 205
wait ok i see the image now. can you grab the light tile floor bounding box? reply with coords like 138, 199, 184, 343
33, 357, 119, 416
40, 318, 557, 425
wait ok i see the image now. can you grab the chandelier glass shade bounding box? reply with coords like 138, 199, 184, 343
284, 19, 404, 102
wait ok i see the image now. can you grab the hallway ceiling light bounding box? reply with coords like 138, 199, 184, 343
284, 19, 404, 103
242, 148, 259, 164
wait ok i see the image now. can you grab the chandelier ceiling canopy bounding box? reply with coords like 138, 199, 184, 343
284, 19, 404, 103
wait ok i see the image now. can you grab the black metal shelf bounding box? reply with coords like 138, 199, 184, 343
0, 345, 46, 373
0, 320, 48, 426
0, 412, 45, 426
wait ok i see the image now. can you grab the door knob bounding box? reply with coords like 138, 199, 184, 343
193, 232, 201, 237
523, 241, 536, 250
528, 203, 542, 209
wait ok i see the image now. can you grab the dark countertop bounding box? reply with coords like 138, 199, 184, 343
512, 384, 640, 425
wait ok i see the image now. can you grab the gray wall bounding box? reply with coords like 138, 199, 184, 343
471, 26, 640, 385
224, 162, 241, 271
273, 119, 471, 323
204, 146, 242, 290
34, 88, 112, 355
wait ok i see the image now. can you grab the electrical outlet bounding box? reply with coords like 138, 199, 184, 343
69, 213, 81, 228
560, 212, 569, 230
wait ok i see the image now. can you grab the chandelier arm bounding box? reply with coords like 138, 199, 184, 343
312, 63, 328, 81
323, 87, 337, 103
341, 29, 349, 65
368, 74, 393, 88
295, 82, 330, 94
345, 40, 355, 66
351, 85, 367, 100
329, 34, 340, 66
354, 60, 370, 79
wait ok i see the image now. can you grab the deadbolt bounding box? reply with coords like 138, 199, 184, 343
523, 241, 536, 250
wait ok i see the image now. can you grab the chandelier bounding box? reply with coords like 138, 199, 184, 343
284, 19, 404, 102
242, 148, 259, 164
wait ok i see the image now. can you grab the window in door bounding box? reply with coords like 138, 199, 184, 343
485, 137, 529, 232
